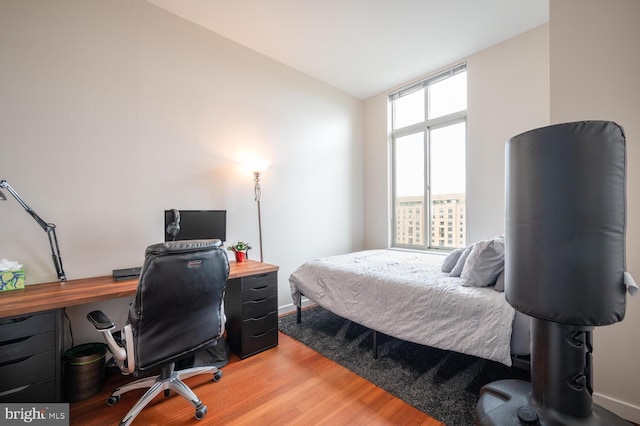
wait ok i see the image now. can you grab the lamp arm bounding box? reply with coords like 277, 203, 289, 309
0, 180, 66, 281
46, 226, 66, 281
1, 180, 48, 230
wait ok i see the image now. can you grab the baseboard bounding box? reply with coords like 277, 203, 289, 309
278, 298, 315, 316
593, 392, 640, 424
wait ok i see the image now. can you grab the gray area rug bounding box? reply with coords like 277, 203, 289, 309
279, 306, 530, 426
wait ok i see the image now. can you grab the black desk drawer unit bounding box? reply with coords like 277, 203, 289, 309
0, 310, 62, 402
224, 271, 278, 359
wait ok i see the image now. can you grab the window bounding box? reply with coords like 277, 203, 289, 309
390, 64, 467, 250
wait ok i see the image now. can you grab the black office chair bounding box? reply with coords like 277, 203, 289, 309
87, 239, 229, 426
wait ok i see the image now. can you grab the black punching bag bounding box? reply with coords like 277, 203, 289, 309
475, 121, 631, 426
506, 120, 627, 325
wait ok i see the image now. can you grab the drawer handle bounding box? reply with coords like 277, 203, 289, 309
252, 330, 270, 338
251, 273, 270, 279
0, 384, 30, 398
0, 355, 30, 368
248, 298, 267, 304
0, 335, 30, 347
250, 313, 272, 321
0, 316, 31, 326
251, 285, 268, 291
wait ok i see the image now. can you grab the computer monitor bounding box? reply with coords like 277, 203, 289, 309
164, 209, 227, 243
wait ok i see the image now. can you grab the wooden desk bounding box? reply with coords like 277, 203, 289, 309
0, 259, 278, 403
0, 260, 278, 318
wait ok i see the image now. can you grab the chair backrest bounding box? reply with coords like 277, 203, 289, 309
128, 239, 229, 373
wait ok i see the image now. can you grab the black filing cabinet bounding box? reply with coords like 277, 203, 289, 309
224, 271, 278, 359
0, 310, 63, 402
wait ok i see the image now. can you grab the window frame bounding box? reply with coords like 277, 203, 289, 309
389, 64, 467, 251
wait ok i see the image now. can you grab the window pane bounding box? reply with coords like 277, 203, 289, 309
428, 71, 467, 119
394, 88, 424, 128
394, 132, 424, 246
390, 64, 466, 251
429, 122, 466, 248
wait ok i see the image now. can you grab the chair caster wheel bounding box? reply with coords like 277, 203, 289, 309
195, 405, 207, 420
213, 370, 223, 381
107, 395, 120, 406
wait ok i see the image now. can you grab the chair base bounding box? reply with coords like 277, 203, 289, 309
109, 363, 222, 426
475, 379, 631, 426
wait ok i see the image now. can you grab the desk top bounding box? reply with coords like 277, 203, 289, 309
0, 260, 278, 318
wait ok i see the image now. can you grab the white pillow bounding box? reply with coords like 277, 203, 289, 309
441, 248, 464, 273
449, 244, 474, 277
461, 238, 505, 287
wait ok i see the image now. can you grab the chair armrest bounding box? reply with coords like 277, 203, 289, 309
87, 310, 115, 331
86, 310, 127, 363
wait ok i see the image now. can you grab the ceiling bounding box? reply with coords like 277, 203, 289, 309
145, 0, 549, 100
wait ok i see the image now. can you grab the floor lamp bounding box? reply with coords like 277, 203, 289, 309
253, 171, 264, 262
245, 158, 269, 263
0, 179, 66, 281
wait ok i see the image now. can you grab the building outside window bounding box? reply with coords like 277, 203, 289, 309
390, 64, 467, 250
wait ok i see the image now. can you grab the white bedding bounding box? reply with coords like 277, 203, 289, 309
289, 249, 517, 366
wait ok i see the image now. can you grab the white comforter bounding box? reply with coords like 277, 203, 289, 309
289, 249, 516, 366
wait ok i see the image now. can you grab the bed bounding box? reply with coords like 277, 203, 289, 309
289, 248, 530, 367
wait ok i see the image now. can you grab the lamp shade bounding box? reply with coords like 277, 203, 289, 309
505, 121, 627, 326
243, 158, 270, 174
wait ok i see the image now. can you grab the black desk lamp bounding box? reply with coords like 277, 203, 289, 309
0, 180, 66, 281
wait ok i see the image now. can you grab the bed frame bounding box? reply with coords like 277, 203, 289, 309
289, 249, 530, 369
295, 303, 530, 370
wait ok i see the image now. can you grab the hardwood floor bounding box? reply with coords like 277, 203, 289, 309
70, 332, 442, 425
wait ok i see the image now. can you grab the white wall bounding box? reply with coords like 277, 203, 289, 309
362, 92, 390, 249
549, 0, 640, 421
0, 0, 363, 343
466, 24, 550, 243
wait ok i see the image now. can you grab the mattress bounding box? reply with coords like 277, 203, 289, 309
290, 249, 530, 366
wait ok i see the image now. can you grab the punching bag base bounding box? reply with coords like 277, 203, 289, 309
475, 380, 631, 426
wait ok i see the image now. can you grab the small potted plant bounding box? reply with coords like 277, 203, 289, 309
227, 241, 251, 263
